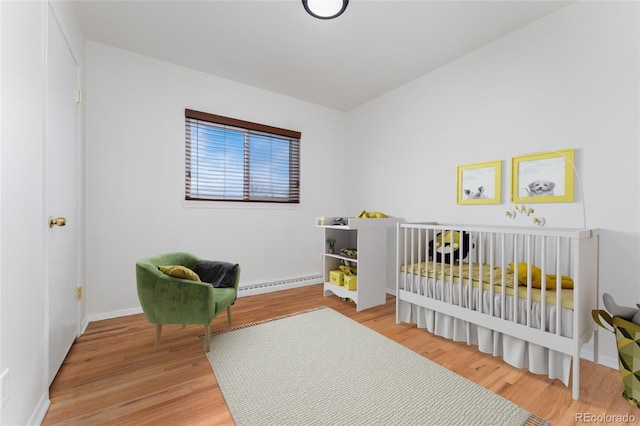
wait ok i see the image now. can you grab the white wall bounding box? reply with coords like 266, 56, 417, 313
85, 42, 348, 318
1, 3, 48, 424
346, 1, 639, 365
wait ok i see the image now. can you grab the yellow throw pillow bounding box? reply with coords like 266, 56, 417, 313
158, 265, 201, 282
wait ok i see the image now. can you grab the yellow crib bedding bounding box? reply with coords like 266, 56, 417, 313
400, 262, 574, 309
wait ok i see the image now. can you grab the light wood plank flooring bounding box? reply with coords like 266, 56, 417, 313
43, 284, 638, 425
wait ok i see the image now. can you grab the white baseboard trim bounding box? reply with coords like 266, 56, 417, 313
80, 316, 90, 335
28, 392, 50, 426
237, 274, 322, 297
581, 348, 618, 370
85, 275, 322, 324
87, 306, 143, 324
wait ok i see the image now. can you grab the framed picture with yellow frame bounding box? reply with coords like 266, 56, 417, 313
511, 149, 574, 203
456, 160, 501, 205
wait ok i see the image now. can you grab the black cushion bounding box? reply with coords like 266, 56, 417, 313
195, 260, 239, 288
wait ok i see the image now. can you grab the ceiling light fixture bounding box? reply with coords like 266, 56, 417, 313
302, 0, 349, 20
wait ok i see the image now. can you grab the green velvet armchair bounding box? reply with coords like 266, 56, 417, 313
135, 252, 240, 352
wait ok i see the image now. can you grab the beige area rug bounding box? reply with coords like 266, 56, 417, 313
206, 307, 548, 426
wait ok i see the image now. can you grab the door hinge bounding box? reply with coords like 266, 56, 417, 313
76, 287, 82, 301
75, 90, 83, 103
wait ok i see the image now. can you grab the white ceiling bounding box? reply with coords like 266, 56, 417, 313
71, 0, 572, 111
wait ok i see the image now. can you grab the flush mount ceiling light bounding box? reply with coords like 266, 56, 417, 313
302, 0, 349, 20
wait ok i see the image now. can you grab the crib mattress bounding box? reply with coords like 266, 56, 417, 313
400, 262, 574, 309
399, 271, 573, 336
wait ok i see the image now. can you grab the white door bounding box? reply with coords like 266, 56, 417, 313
47, 8, 80, 385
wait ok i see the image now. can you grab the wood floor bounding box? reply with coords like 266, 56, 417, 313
43, 284, 638, 425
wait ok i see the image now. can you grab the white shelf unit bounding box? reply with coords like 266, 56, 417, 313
317, 216, 402, 311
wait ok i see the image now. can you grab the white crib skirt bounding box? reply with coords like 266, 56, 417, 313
397, 276, 573, 386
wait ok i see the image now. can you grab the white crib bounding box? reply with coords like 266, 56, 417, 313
396, 222, 599, 400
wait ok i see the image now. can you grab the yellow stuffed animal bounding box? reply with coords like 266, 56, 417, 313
509, 262, 574, 289
339, 265, 357, 275
356, 210, 389, 219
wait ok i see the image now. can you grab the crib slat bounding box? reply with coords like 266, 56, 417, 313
512, 234, 520, 324
402, 226, 407, 292
451, 228, 455, 304
472, 232, 476, 310
556, 237, 562, 335
489, 232, 495, 317
526, 234, 533, 328
460, 230, 470, 309
433, 228, 438, 301
500, 233, 506, 320
417, 227, 422, 294
411, 228, 416, 293
540, 236, 547, 333
402, 228, 413, 290
456, 229, 463, 308
478, 232, 484, 314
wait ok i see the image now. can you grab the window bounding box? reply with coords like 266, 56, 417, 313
185, 109, 301, 203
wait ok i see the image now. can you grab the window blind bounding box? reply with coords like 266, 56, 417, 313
185, 109, 301, 203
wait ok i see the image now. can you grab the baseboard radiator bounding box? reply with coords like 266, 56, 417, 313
86, 275, 323, 325
237, 274, 322, 297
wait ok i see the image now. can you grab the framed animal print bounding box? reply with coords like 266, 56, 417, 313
511, 149, 575, 203
456, 160, 501, 205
